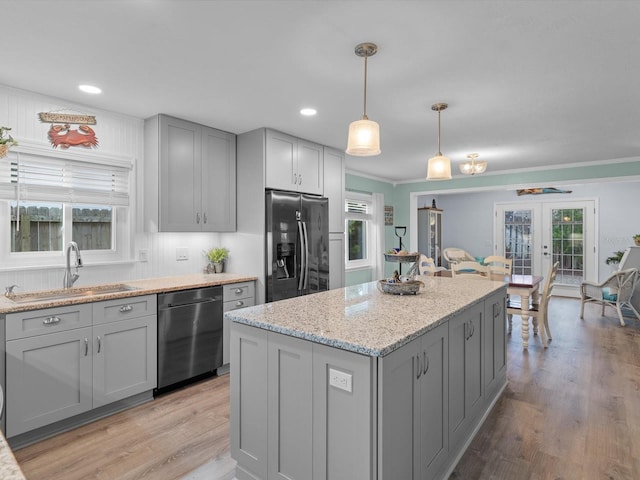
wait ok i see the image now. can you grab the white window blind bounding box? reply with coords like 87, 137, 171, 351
0, 151, 130, 206
345, 199, 372, 220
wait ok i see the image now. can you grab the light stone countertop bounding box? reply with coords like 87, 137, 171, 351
0, 430, 26, 480
225, 275, 507, 357
0, 273, 257, 314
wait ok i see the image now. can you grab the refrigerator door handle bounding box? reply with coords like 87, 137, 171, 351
302, 221, 309, 289
298, 220, 306, 291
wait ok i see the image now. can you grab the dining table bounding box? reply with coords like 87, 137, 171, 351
505, 274, 544, 348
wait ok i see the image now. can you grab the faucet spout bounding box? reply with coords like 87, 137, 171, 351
63, 241, 83, 289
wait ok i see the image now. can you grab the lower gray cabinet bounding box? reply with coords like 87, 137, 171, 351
379, 322, 448, 480
6, 326, 93, 436
449, 303, 484, 450
5, 295, 157, 438
222, 281, 256, 365
484, 292, 507, 399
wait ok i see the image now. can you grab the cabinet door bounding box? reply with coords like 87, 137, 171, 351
265, 130, 297, 191
6, 327, 93, 437
329, 232, 345, 289
296, 139, 323, 195
449, 303, 483, 449
159, 116, 202, 231
484, 293, 507, 398
418, 322, 449, 479
223, 297, 256, 365
93, 316, 157, 408
267, 332, 313, 480
323, 147, 345, 232
201, 126, 237, 232
230, 323, 269, 480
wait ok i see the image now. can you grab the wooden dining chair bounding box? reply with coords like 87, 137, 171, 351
507, 261, 558, 347
450, 261, 488, 278
484, 255, 513, 280
580, 268, 640, 326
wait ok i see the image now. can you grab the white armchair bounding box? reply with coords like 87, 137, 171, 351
580, 268, 640, 326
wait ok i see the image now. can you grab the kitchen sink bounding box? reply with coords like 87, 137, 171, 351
8, 284, 140, 304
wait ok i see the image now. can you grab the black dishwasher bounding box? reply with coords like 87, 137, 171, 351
156, 286, 223, 394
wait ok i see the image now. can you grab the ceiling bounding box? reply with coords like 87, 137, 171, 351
2, 1, 639, 183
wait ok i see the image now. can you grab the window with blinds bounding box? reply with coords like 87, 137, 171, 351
345, 195, 373, 267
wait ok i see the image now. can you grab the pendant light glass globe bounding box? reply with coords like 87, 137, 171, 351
426, 103, 452, 180
346, 43, 381, 156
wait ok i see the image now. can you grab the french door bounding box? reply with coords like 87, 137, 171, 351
495, 200, 596, 297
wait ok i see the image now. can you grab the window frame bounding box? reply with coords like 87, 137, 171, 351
345, 192, 374, 271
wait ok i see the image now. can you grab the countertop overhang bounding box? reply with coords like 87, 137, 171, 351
0, 273, 258, 314
226, 275, 507, 357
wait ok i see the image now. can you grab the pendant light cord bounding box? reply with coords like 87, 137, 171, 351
362, 52, 369, 120
436, 110, 442, 156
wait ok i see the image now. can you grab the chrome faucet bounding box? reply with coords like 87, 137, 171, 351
63, 241, 83, 289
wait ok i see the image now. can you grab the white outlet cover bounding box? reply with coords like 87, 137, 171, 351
329, 368, 352, 393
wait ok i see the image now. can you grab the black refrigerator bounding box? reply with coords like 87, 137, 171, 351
266, 190, 330, 302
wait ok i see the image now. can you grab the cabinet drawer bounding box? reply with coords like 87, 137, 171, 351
223, 282, 255, 301
6, 304, 92, 340
93, 294, 157, 325
224, 297, 256, 312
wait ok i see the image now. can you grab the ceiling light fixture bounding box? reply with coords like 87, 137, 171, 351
300, 108, 317, 116
426, 103, 452, 180
459, 153, 487, 175
78, 84, 102, 94
346, 42, 381, 156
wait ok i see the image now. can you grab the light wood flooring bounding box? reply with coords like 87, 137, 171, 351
14, 297, 640, 480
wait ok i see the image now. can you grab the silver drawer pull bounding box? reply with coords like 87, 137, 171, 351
43, 316, 61, 325
234, 288, 243, 295
84, 338, 89, 356
235, 301, 245, 307
119, 305, 133, 313
97, 335, 102, 353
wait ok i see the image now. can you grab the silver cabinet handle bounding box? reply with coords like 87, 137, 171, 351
43, 316, 61, 325
298, 173, 302, 185
293, 173, 298, 185
203, 213, 207, 224
84, 338, 89, 356
416, 354, 422, 380
235, 288, 243, 295
119, 305, 133, 313
196, 212, 201, 224
235, 300, 245, 308
97, 336, 101, 353
423, 351, 429, 375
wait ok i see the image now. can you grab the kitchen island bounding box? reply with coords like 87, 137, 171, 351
227, 275, 508, 480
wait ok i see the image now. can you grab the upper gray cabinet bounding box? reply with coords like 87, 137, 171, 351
265, 129, 323, 195
144, 114, 236, 232
322, 147, 345, 233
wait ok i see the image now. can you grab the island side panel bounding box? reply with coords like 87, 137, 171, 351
312, 343, 376, 480
230, 323, 268, 480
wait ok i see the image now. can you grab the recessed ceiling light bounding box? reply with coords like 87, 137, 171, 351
300, 108, 317, 116
78, 84, 102, 94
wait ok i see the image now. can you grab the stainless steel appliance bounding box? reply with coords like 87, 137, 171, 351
266, 190, 330, 302
156, 286, 223, 393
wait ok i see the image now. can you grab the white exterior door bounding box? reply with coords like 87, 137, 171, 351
495, 199, 596, 297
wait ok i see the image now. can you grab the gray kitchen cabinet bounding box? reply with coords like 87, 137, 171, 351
323, 146, 345, 233
4, 295, 157, 439
222, 281, 256, 366
483, 291, 507, 400
379, 321, 449, 480
144, 114, 236, 232
265, 129, 323, 195
6, 326, 93, 437
418, 207, 443, 266
448, 302, 484, 450
93, 296, 157, 408
329, 232, 345, 289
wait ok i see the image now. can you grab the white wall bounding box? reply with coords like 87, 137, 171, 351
418, 180, 640, 281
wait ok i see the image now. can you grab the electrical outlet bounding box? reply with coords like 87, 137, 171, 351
176, 247, 189, 261
329, 368, 352, 392
139, 249, 148, 262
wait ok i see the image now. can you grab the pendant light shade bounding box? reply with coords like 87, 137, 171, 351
459, 153, 487, 175
346, 43, 381, 156
426, 103, 452, 180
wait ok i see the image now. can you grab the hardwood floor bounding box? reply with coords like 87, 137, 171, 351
14, 297, 640, 479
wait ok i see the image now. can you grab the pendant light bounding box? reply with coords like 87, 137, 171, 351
459, 153, 487, 175
426, 103, 452, 180
346, 43, 381, 156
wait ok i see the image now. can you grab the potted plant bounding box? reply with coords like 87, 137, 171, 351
605, 250, 625, 266
205, 247, 229, 273
0, 126, 18, 158
634, 234, 640, 246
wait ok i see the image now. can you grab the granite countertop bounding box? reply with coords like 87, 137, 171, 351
225, 275, 506, 357
0, 273, 258, 314
0, 430, 25, 480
